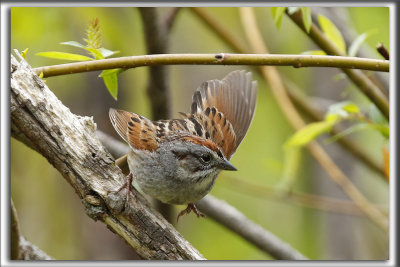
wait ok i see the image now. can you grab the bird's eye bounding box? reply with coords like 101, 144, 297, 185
201, 153, 211, 163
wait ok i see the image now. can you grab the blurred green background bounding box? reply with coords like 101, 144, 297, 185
10, 6, 389, 260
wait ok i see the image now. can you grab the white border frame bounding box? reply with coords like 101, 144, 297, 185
1, 1, 396, 266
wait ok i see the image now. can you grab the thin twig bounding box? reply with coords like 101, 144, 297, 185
33, 53, 389, 78
239, 7, 388, 232
287, 10, 389, 120
376, 43, 390, 60
196, 195, 308, 260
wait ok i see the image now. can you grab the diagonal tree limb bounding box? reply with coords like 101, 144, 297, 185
10, 53, 204, 260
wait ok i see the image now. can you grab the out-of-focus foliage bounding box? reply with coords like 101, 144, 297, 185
10, 7, 389, 260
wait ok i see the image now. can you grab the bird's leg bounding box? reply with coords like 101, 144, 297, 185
115, 172, 134, 210
177, 203, 205, 222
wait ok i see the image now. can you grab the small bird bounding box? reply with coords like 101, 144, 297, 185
109, 70, 257, 220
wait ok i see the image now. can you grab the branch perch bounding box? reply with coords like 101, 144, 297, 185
10, 53, 204, 260
33, 53, 389, 78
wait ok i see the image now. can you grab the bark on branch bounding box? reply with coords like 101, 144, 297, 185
10, 54, 204, 260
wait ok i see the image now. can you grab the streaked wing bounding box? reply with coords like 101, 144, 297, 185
190, 70, 257, 159
109, 108, 159, 151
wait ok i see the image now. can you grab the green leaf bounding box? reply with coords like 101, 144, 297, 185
284, 120, 337, 148
318, 14, 346, 54
100, 69, 121, 100
327, 101, 360, 119
99, 47, 119, 58
36, 51, 94, 61
301, 50, 326, 55
287, 7, 300, 15
60, 41, 86, 49
271, 7, 287, 29
300, 7, 312, 33
348, 29, 377, 57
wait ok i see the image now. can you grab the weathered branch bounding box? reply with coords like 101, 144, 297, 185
196, 195, 308, 260
10, 53, 204, 260
287, 10, 389, 120
33, 53, 389, 78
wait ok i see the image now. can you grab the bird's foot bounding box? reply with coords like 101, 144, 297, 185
176, 203, 205, 222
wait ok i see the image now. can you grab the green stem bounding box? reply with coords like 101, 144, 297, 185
33, 53, 389, 78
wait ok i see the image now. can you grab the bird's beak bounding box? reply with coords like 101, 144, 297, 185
219, 159, 237, 171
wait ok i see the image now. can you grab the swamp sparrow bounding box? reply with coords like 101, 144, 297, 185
109, 70, 257, 220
